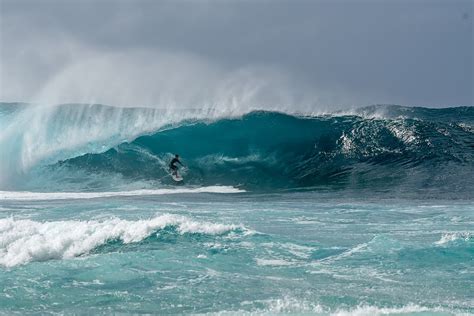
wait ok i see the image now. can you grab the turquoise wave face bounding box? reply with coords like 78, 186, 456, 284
48, 108, 474, 196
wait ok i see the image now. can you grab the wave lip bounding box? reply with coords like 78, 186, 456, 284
0, 214, 247, 267
0, 186, 244, 201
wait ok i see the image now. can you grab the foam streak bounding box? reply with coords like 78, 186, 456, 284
0, 186, 244, 201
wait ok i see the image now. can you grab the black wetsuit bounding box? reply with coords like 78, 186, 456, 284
169, 158, 182, 171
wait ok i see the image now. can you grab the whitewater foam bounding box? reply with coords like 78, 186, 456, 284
435, 232, 472, 246
203, 298, 455, 315
255, 258, 295, 267
0, 214, 246, 267
0, 186, 244, 201
331, 303, 452, 316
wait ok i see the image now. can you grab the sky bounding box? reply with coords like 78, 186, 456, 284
0, 0, 472, 109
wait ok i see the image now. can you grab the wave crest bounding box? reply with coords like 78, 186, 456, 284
0, 214, 247, 267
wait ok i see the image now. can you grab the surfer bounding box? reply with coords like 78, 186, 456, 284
169, 154, 184, 176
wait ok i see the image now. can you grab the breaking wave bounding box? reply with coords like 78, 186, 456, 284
0, 214, 248, 267
1, 103, 473, 196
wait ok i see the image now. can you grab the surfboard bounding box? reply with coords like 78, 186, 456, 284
171, 173, 183, 182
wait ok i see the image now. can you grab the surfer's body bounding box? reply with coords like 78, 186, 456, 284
169, 155, 183, 177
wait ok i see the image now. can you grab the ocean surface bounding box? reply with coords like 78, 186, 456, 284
0, 103, 473, 315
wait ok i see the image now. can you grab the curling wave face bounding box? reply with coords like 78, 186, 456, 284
1, 103, 473, 196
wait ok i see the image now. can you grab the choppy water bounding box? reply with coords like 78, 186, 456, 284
1, 103, 473, 315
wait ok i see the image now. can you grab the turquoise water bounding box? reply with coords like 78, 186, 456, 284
1, 192, 472, 315
1, 103, 473, 314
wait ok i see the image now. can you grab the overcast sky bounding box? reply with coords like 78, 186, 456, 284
0, 0, 472, 109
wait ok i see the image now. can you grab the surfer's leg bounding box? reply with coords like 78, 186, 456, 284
170, 165, 177, 176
